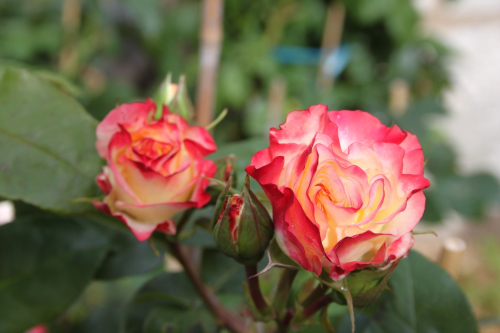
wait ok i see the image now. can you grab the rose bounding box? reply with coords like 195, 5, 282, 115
94, 99, 217, 241
246, 105, 430, 280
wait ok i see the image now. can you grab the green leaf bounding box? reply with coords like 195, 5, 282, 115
143, 306, 212, 333
440, 174, 500, 219
85, 215, 164, 280
0, 215, 108, 333
201, 249, 246, 296
180, 227, 217, 247
320, 304, 335, 333
336, 251, 478, 333
386, 2, 418, 43
124, 272, 210, 333
0, 66, 102, 214
49, 272, 157, 333
347, 0, 396, 24
421, 189, 445, 222
0, 61, 83, 97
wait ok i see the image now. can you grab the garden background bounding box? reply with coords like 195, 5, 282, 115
1, 0, 500, 332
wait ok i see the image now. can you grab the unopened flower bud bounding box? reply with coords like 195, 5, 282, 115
212, 176, 274, 265
214, 155, 236, 184
207, 156, 237, 205
154, 73, 194, 121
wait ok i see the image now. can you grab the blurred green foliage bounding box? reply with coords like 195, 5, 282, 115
0, 0, 495, 331
463, 237, 500, 319
2, 0, 498, 222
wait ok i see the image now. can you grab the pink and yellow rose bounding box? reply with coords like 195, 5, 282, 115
94, 99, 216, 241
246, 105, 430, 279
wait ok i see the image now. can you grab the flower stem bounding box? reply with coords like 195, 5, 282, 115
301, 282, 328, 308
272, 268, 298, 333
204, 176, 240, 194
245, 264, 270, 314
273, 268, 298, 313
166, 239, 246, 333
276, 310, 294, 333
175, 208, 195, 235
300, 294, 333, 319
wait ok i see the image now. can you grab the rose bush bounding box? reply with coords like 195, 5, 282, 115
94, 99, 217, 241
246, 105, 430, 279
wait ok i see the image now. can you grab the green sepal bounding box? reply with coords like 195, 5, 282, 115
153, 73, 194, 121
317, 259, 401, 308
210, 177, 231, 230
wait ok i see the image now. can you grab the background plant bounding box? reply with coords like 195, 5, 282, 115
0, 0, 496, 332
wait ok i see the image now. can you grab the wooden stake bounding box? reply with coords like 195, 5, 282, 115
267, 76, 287, 131
196, 0, 224, 128
316, 2, 345, 90
389, 78, 410, 116
59, 0, 81, 77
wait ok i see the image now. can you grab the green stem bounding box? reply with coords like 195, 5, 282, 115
205, 108, 228, 131
245, 264, 270, 315
273, 268, 298, 333
166, 240, 246, 333
273, 268, 298, 312
204, 177, 240, 194
301, 282, 328, 308
300, 293, 332, 319
343, 278, 356, 333
275, 309, 294, 333
175, 208, 195, 235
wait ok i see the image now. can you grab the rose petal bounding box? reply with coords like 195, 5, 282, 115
93, 201, 157, 241
156, 220, 177, 235
386, 231, 414, 261
379, 190, 426, 237
274, 187, 324, 275
329, 110, 390, 151
249, 147, 273, 169
403, 148, 425, 175
184, 126, 217, 157
96, 169, 111, 195
271, 105, 329, 146
116, 200, 197, 226
189, 159, 217, 208
96, 100, 155, 159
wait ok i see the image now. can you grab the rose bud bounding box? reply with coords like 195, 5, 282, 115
214, 156, 236, 184
206, 156, 237, 204
246, 105, 430, 285
212, 176, 274, 265
154, 74, 194, 121
94, 99, 217, 241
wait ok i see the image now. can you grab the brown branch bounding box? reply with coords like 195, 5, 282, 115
166, 240, 247, 333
